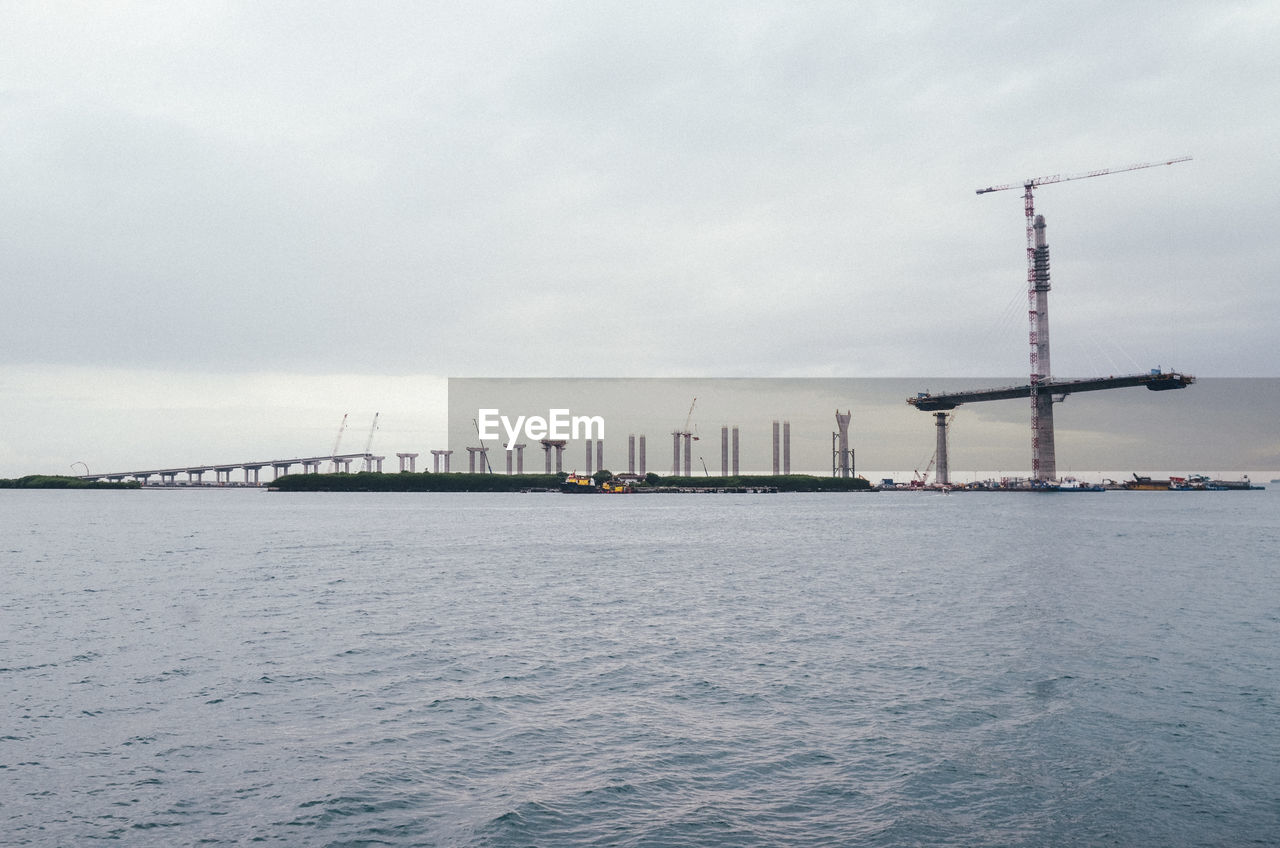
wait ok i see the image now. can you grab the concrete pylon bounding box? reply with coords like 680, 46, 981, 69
596, 440, 603, 473
430, 449, 452, 473
1031, 213, 1056, 481
542, 439, 566, 473
732, 427, 739, 476
628, 434, 636, 475
783, 421, 791, 475
513, 443, 525, 474
935, 412, 950, 486
671, 432, 681, 475
639, 435, 646, 476
772, 421, 780, 475
585, 440, 594, 475
835, 410, 852, 478
682, 433, 692, 477
397, 453, 418, 472
721, 426, 729, 476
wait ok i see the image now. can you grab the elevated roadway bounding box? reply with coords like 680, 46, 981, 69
907, 370, 1194, 412
78, 452, 385, 486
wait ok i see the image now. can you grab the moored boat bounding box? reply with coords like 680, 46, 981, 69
560, 473, 598, 493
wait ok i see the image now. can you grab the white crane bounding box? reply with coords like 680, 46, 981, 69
362, 413, 380, 471
330, 413, 348, 471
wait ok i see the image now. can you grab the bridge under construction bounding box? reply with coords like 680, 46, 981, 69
910, 157, 1195, 483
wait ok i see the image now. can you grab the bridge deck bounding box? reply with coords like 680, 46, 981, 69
908, 371, 1194, 411
79, 453, 381, 481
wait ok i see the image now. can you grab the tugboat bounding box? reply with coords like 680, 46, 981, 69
560, 473, 599, 493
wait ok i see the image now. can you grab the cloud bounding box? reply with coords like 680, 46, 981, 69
1, 2, 1277, 474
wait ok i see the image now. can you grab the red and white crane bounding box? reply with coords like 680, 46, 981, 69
975, 156, 1191, 480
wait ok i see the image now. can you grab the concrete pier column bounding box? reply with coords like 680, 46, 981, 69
772, 421, 780, 475
682, 433, 692, 477
935, 412, 950, 486
244, 465, 263, 485
628, 435, 636, 475
596, 440, 603, 473
373, 456, 384, 473
732, 427, 740, 476
541, 440, 553, 472
466, 447, 480, 473
672, 432, 681, 475
721, 426, 728, 476
835, 410, 852, 478
506, 447, 514, 475
639, 435, 646, 476
273, 462, 292, 479
783, 421, 791, 475
554, 443, 564, 473
514, 443, 526, 474
585, 440, 594, 475
397, 453, 418, 472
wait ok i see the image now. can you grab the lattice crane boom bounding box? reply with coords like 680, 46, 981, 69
975, 156, 1192, 195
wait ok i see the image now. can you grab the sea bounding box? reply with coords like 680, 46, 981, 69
3, 488, 1278, 847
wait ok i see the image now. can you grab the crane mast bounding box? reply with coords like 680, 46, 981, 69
977, 156, 1191, 480
330, 413, 349, 472
363, 412, 380, 471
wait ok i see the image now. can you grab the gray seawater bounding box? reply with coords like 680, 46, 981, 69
3, 489, 1278, 847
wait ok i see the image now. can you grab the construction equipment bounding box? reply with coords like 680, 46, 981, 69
683, 398, 700, 441
975, 157, 1191, 197
330, 413, 348, 471
362, 413, 380, 471
672, 397, 699, 476
976, 156, 1191, 480
471, 417, 494, 473
913, 455, 936, 488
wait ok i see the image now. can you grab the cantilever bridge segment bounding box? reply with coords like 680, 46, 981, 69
908, 370, 1194, 412
908, 370, 1194, 484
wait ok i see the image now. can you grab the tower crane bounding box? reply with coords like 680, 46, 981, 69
976, 156, 1191, 480
683, 397, 699, 441
330, 413, 348, 471
671, 397, 699, 476
362, 412, 380, 471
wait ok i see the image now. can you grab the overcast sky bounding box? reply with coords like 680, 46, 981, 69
2, 1, 1277, 477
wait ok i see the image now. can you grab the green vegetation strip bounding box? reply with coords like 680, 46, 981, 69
272, 472, 565, 492
0, 475, 141, 489
271, 472, 872, 492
